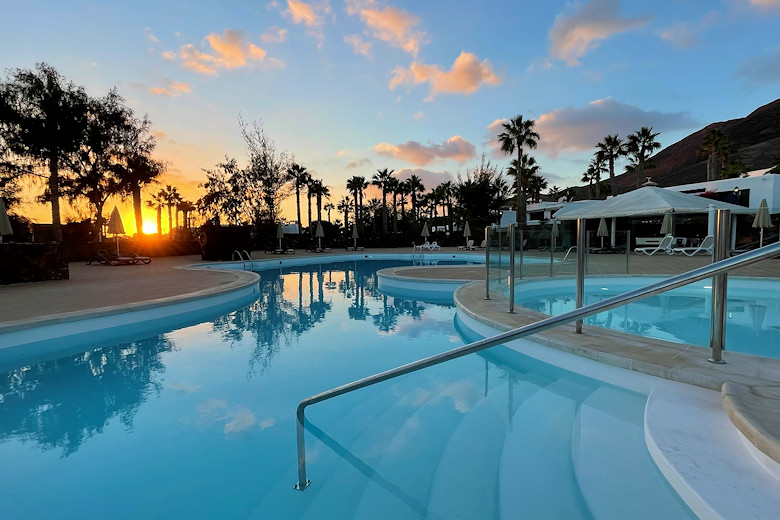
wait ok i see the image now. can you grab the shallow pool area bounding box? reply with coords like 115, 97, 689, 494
0, 259, 699, 520
511, 276, 780, 359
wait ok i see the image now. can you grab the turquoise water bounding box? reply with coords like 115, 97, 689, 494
0, 261, 694, 519
513, 276, 780, 359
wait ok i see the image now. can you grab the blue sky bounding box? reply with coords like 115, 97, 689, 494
3, 0, 780, 230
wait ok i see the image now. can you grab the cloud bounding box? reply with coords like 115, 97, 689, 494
751, 0, 780, 8
285, 0, 329, 26
261, 26, 287, 42
484, 118, 508, 157
374, 135, 475, 166
658, 12, 719, 49
413, 111, 424, 120
389, 51, 500, 101
344, 34, 372, 57
149, 78, 192, 97
735, 47, 780, 84
548, 0, 650, 66
347, 1, 426, 56
534, 97, 698, 157
394, 168, 453, 191
347, 158, 372, 169
168, 29, 272, 75
223, 408, 256, 434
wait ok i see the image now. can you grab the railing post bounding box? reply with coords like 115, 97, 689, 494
709, 209, 730, 364
518, 229, 524, 280
294, 406, 310, 490
576, 218, 586, 333
625, 230, 631, 274
485, 226, 491, 300
549, 233, 555, 277
508, 223, 515, 313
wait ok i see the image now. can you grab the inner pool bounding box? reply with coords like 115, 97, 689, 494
0, 259, 695, 519
512, 276, 780, 359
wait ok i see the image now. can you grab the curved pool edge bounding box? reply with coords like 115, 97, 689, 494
0, 267, 261, 348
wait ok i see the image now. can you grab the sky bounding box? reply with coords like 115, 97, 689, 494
2, 0, 780, 234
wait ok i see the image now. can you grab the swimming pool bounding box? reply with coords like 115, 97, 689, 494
511, 276, 780, 359
0, 259, 694, 519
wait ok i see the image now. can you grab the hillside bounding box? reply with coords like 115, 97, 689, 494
609, 98, 780, 194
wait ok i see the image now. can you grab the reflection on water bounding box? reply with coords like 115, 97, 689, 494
0, 334, 175, 456
0, 260, 448, 460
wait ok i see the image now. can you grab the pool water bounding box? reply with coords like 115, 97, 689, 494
513, 276, 780, 359
0, 260, 694, 519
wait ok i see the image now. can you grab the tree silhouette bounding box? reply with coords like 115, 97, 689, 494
626, 127, 661, 189
498, 115, 539, 225
596, 134, 626, 195
0, 63, 89, 242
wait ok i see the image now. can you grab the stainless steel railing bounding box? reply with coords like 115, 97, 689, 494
293, 239, 780, 490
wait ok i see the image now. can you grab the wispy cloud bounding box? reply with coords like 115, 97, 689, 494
344, 34, 372, 57
750, 0, 780, 9
549, 0, 650, 66
735, 46, 780, 84
261, 26, 287, 43
393, 168, 453, 191
165, 29, 278, 75
285, 0, 329, 26
659, 12, 719, 49
149, 78, 192, 97
347, 157, 372, 169
389, 51, 500, 101
535, 97, 697, 157
346, 0, 427, 56
374, 135, 475, 166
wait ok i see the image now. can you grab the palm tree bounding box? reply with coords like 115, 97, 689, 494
324, 202, 334, 222
286, 163, 310, 232
119, 152, 164, 236
372, 168, 393, 233
506, 152, 541, 202
405, 175, 425, 222
309, 179, 330, 224
699, 128, 731, 181
162, 184, 181, 238
346, 176, 367, 227
626, 127, 661, 189
596, 134, 626, 195
145, 189, 167, 237
498, 115, 540, 225
177, 200, 197, 229
580, 169, 594, 200
337, 196, 351, 231
386, 176, 400, 232
436, 181, 455, 232
589, 155, 608, 199
527, 173, 548, 203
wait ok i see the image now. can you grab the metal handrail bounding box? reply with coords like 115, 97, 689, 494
294, 241, 780, 490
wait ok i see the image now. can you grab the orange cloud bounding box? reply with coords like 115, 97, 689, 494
389, 51, 500, 101
169, 29, 271, 75
355, 4, 426, 56
374, 136, 475, 166
149, 79, 192, 97
344, 34, 372, 57
285, 0, 329, 27
751, 0, 780, 7
548, 0, 650, 66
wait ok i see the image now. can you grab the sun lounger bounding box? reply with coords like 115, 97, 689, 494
470, 239, 486, 251
674, 235, 714, 256
88, 249, 136, 265
422, 241, 441, 251
122, 251, 151, 264
457, 239, 474, 251
635, 235, 675, 255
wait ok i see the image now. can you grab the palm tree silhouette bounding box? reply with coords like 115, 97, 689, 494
120, 152, 164, 236
626, 127, 661, 188
286, 163, 310, 232
386, 176, 400, 232
309, 179, 330, 224
372, 168, 393, 233
596, 134, 626, 195
699, 128, 731, 181
346, 176, 367, 229
337, 196, 351, 231
405, 175, 425, 222
145, 190, 167, 237
498, 115, 539, 225
162, 185, 181, 238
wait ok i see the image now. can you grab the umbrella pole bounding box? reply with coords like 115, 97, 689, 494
115, 234, 120, 256
760, 228, 764, 248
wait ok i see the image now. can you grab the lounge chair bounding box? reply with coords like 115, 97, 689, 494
457, 239, 474, 251
471, 239, 486, 251
121, 250, 151, 264
674, 235, 714, 256
422, 241, 441, 251
88, 249, 136, 265
635, 235, 675, 255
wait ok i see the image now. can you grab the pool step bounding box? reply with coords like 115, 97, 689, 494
498, 378, 594, 520
423, 377, 542, 520
299, 359, 488, 519
571, 386, 694, 520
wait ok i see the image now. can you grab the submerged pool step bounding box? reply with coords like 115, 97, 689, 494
498, 378, 594, 520
571, 386, 694, 520
424, 377, 543, 520
299, 360, 488, 520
